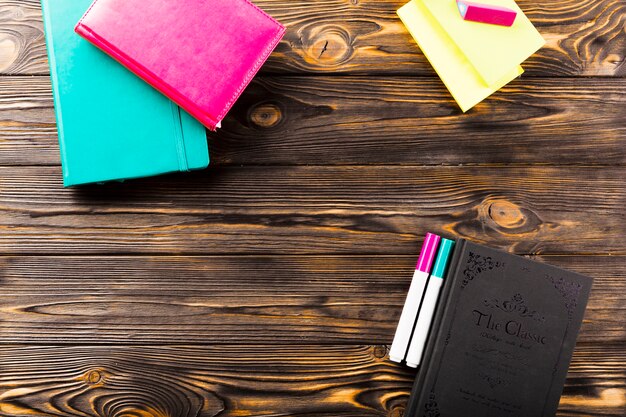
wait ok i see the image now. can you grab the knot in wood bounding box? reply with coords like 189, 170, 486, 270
0, 35, 18, 73
301, 24, 354, 66
373, 345, 388, 359
389, 406, 405, 417
86, 369, 103, 385
250, 103, 282, 129
486, 199, 526, 229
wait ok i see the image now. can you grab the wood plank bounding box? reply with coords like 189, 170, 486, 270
1, 76, 625, 166
2, 0, 625, 76
0, 76, 57, 165
0, 344, 623, 417
0, 166, 623, 256
0, 255, 622, 344
214, 76, 626, 165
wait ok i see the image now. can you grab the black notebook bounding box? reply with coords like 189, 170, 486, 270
406, 239, 593, 417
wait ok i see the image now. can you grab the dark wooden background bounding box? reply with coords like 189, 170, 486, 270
0, 0, 625, 416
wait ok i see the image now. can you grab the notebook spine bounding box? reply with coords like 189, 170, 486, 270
74, 22, 220, 131
170, 103, 189, 172
41, 0, 71, 186
406, 238, 467, 417
179, 107, 210, 171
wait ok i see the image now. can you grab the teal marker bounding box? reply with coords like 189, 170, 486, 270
405, 238, 455, 368
431, 238, 456, 279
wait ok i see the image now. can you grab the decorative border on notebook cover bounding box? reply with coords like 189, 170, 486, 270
544, 273, 582, 321
461, 251, 504, 288
483, 293, 546, 322
424, 391, 441, 417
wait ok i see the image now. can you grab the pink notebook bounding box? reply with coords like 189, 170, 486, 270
76, 0, 285, 131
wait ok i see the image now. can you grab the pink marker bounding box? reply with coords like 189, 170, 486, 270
457, 0, 518, 27
390, 233, 441, 364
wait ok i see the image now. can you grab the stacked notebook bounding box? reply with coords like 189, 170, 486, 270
42, 0, 285, 186
391, 235, 593, 416
397, 0, 545, 111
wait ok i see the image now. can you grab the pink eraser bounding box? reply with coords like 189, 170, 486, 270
457, 0, 518, 27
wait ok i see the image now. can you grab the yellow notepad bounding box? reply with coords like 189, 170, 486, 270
397, 0, 544, 112
423, 0, 545, 86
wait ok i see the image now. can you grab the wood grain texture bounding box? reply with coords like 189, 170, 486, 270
214, 76, 626, 165
0, 344, 623, 417
1, 1, 623, 414
0, 166, 623, 256
0, 255, 623, 344
1, 0, 625, 76
1, 76, 625, 166
0, 76, 57, 165
0, 0, 46, 75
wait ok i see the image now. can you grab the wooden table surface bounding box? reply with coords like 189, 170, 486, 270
1, 1, 625, 416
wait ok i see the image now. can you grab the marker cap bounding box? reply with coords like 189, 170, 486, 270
431, 238, 455, 278
416, 233, 441, 273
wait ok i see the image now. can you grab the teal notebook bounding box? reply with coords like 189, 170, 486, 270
41, 0, 209, 187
